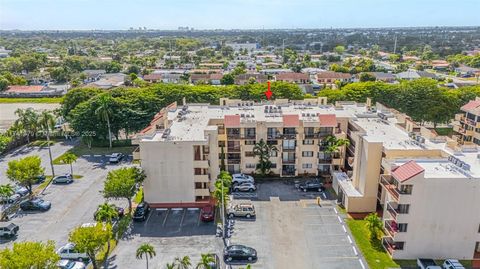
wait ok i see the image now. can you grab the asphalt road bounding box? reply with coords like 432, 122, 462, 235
0, 142, 130, 249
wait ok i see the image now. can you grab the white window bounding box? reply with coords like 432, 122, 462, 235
302, 151, 313, 157
270, 150, 278, 157
303, 139, 314, 145
246, 163, 256, 169
302, 163, 313, 169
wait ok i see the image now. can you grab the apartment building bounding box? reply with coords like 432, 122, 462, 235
453, 97, 480, 146
133, 97, 480, 261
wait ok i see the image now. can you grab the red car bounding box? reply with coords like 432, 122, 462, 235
200, 205, 215, 222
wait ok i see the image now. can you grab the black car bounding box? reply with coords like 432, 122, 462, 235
132, 202, 150, 221
20, 198, 51, 211
298, 180, 325, 192
34, 175, 46, 184
223, 245, 257, 263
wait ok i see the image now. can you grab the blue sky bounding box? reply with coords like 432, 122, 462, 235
1, 0, 479, 30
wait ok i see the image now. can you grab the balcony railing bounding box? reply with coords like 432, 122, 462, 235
386, 202, 399, 218
282, 159, 296, 164
282, 147, 296, 152
227, 134, 241, 139
380, 175, 400, 200
384, 220, 398, 237
227, 159, 241, 164
267, 133, 282, 139
281, 134, 297, 139
318, 158, 332, 164
382, 237, 395, 255
227, 147, 241, 152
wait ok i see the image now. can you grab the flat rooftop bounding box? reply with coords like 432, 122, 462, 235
143, 102, 368, 142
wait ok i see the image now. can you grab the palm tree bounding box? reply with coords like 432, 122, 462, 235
136, 243, 156, 269
61, 152, 78, 175
95, 94, 114, 148
253, 139, 278, 176
324, 135, 350, 158
165, 263, 175, 269
0, 184, 14, 201
195, 254, 214, 269
38, 110, 56, 177
364, 212, 383, 240
174, 256, 191, 269
14, 108, 38, 143
95, 203, 119, 268
7, 121, 24, 139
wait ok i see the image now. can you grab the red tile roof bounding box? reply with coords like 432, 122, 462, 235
392, 160, 424, 182
319, 114, 337, 127
461, 100, 480, 112
5, 85, 44, 93
224, 115, 241, 127
283, 114, 300, 127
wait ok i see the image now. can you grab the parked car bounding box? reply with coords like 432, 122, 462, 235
20, 198, 51, 211
109, 153, 124, 163
200, 205, 215, 222
223, 245, 257, 263
442, 259, 466, 269
1, 193, 21, 204
232, 173, 254, 185
233, 182, 256, 192
14, 185, 29, 196
34, 174, 46, 184
57, 243, 89, 261
206, 253, 220, 269
0, 223, 19, 238
227, 203, 255, 218
57, 259, 86, 269
93, 205, 124, 220
298, 180, 324, 192
418, 258, 442, 269
133, 202, 150, 221
52, 174, 73, 184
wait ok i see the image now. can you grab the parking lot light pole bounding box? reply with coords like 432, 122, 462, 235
221, 181, 225, 239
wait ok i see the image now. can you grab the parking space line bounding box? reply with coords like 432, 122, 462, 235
321, 192, 326, 199
145, 209, 153, 224
162, 209, 170, 227
359, 259, 366, 269
347, 235, 353, 244
156, 208, 167, 211
342, 225, 347, 233
337, 215, 343, 223
333, 207, 338, 214
352, 246, 358, 256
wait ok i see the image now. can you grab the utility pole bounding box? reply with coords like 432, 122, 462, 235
221, 179, 225, 239
282, 39, 285, 63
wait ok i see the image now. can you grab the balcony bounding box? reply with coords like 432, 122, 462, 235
332, 158, 343, 166
282, 147, 296, 152
384, 220, 398, 237
386, 202, 399, 219
194, 160, 209, 169
194, 188, 210, 197
227, 147, 241, 152
382, 237, 395, 256
318, 158, 332, 164
227, 134, 241, 139
194, 174, 209, 183
304, 133, 317, 139
455, 113, 465, 121
380, 175, 400, 201
282, 159, 296, 164
227, 159, 241, 164
267, 132, 282, 140
281, 134, 297, 139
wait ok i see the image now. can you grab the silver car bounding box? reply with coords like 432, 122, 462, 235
233, 182, 256, 192
52, 174, 73, 184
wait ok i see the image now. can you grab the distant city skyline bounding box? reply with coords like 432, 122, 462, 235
0, 0, 479, 30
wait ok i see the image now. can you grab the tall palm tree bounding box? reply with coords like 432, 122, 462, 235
7, 121, 24, 139
61, 152, 78, 175
195, 254, 214, 269
38, 110, 56, 177
95, 94, 114, 148
14, 108, 38, 143
364, 213, 383, 240
253, 139, 278, 176
165, 263, 175, 269
136, 243, 156, 269
95, 203, 119, 268
174, 256, 191, 269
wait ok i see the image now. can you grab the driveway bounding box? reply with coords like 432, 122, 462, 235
228, 180, 368, 269
110, 208, 222, 268
0, 146, 132, 249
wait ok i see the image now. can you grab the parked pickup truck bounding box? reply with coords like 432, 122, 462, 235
0, 223, 19, 238
418, 258, 442, 269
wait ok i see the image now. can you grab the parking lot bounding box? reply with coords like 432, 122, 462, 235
110, 208, 222, 268
0, 142, 131, 249
228, 180, 368, 269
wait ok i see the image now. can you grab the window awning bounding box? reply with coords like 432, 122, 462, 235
224, 115, 241, 127
283, 114, 300, 127
319, 114, 337, 127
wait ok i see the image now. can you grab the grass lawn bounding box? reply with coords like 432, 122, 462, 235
0, 97, 63, 103
347, 219, 400, 269
53, 144, 135, 164
28, 140, 56, 147
434, 127, 454, 136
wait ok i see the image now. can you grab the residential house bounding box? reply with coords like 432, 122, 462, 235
87, 73, 126, 89
396, 70, 437, 80
82, 69, 107, 83
275, 72, 310, 84
455, 65, 480, 78
234, 74, 268, 85
316, 71, 353, 84
1, 85, 64, 97
143, 73, 163, 83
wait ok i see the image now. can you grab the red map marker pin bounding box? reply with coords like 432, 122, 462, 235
265, 81, 272, 100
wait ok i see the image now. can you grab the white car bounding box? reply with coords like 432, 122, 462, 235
109, 153, 124, 163
442, 259, 465, 269
57, 243, 89, 261
233, 182, 256, 192
57, 259, 86, 269
232, 173, 254, 185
